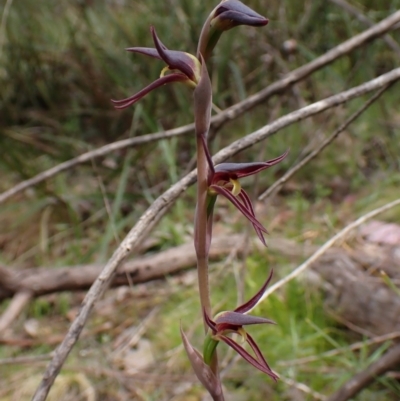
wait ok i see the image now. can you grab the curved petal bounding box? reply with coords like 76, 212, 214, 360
214, 150, 289, 179
215, 311, 275, 326
220, 334, 277, 379
234, 270, 274, 314
151, 26, 199, 82
204, 309, 218, 332
238, 190, 267, 245
246, 333, 278, 379
210, 186, 267, 234
111, 73, 188, 109
125, 47, 162, 60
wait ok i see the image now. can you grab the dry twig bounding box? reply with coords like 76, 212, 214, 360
328, 0, 400, 57
280, 376, 327, 401
0, 235, 246, 301
0, 291, 32, 334
252, 195, 400, 310
259, 83, 393, 200
326, 342, 400, 401
278, 332, 400, 367
0, 354, 52, 366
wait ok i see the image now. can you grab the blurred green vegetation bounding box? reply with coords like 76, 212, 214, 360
1, 0, 400, 399
0, 0, 399, 266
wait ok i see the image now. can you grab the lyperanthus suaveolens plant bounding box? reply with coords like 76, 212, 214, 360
113, 1, 288, 399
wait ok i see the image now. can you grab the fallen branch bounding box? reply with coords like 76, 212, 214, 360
328, 0, 400, 57
280, 376, 326, 401
0, 235, 311, 302
278, 331, 400, 367
2, 9, 400, 205
31, 66, 400, 401
0, 291, 32, 334
259, 83, 393, 200
0, 354, 52, 366
0, 235, 246, 301
252, 196, 400, 310
326, 342, 400, 401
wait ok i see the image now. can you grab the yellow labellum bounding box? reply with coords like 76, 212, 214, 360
230, 178, 241, 196
160, 66, 170, 77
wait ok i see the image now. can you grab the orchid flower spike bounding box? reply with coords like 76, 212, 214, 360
112, 26, 202, 109
198, 0, 269, 60
203, 270, 278, 380
208, 150, 288, 245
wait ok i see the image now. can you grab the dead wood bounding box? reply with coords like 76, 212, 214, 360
325, 342, 400, 401
0, 291, 32, 334
1, 234, 400, 339
311, 244, 400, 336
0, 236, 313, 302
0, 235, 238, 301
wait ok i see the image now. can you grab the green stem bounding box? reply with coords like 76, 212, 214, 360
203, 334, 219, 365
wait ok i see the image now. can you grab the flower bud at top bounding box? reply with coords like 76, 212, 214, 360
197, 0, 268, 60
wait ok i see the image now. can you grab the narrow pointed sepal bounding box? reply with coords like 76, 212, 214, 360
113, 27, 202, 109
234, 269, 274, 314
151, 26, 201, 83
214, 311, 275, 327
111, 74, 187, 109
213, 150, 289, 180
209, 152, 288, 245
220, 334, 279, 380
180, 326, 224, 399
209, 185, 268, 244
125, 47, 162, 60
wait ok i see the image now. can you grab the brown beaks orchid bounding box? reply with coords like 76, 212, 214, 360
208, 151, 288, 246
203, 270, 278, 380
198, 0, 269, 60
212, 0, 269, 29
112, 26, 201, 109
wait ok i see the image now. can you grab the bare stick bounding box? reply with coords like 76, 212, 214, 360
328, 0, 400, 57
251, 196, 400, 312
0, 125, 194, 205
0, 236, 314, 301
0, 235, 244, 301
259, 83, 392, 200
2, 10, 400, 205
0, 354, 52, 366
214, 68, 400, 162
207, 9, 400, 127
280, 376, 326, 401
278, 331, 400, 367
0, 291, 32, 333
31, 67, 400, 401
326, 342, 400, 401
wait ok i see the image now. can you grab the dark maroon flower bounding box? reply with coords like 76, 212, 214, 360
112, 26, 201, 109
213, 0, 269, 29
208, 150, 288, 245
198, 0, 269, 60
204, 270, 278, 380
